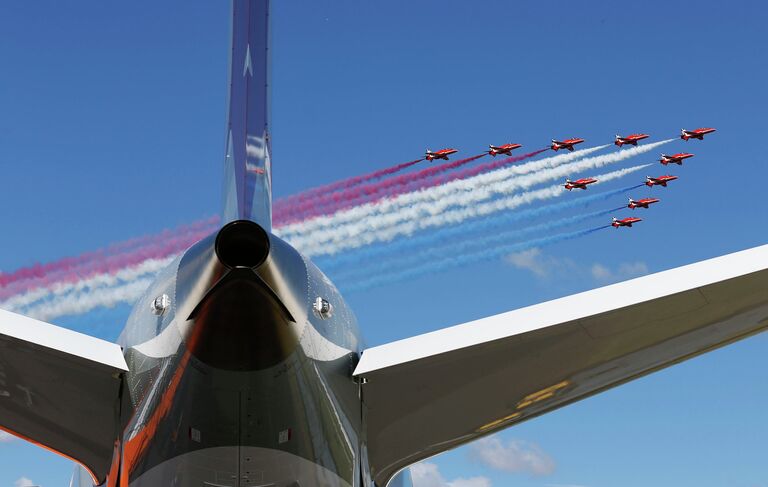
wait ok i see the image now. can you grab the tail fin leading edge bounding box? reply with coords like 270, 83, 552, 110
223, 0, 272, 230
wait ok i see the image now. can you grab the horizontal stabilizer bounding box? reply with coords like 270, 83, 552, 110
355, 244, 768, 486
0, 308, 127, 484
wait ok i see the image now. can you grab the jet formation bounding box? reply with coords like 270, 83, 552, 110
4, 2, 762, 485
424, 129, 714, 230
557, 129, 713, 229
425, 128, 712, 162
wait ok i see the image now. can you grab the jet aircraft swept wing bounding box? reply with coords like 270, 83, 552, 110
354, 244, 768, 486
0, 309, 128, 484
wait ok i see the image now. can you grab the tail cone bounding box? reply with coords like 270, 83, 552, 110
215, 220, 270, 269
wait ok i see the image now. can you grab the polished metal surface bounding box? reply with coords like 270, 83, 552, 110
0, 308, 127, 483
116, 222, 363, 486
120, 254, 182, 351
355, 244, 768, 486
130, 446, 352, 487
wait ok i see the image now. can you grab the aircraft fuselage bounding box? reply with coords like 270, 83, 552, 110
84, 221, 404, 487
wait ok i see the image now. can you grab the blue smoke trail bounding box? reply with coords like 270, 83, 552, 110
340, 225, 612, 292
330, 206, 625, 282
316, 184, 644, 272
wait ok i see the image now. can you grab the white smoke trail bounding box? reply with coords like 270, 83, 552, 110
1, 256, 176, 314
298, 164, 651, 256
21, 278, 154, 322
276, 145, 609, 238
287, 142, 669, 251
1, 147, 664, 318
0, 288, 50, 311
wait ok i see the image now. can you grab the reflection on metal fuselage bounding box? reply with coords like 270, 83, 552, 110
115, 222, 365, 486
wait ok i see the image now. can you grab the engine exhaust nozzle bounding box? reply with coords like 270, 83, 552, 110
215, 220, 270, 269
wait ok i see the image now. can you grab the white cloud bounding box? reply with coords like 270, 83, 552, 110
470, 437, 555, 476
505, 247, 648, 284
411, 462, 491, 487
504, 248, 555, 278
449, 478, 492, 487
589, 263, 612, 281
590, 261, 648, 283
411, 463, 444, 487
0, 431, 16, 442
14, 477, 38, 487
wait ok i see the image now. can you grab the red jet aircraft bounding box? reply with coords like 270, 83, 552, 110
660, 153, 694, 165
612, 217, 642, 228
645, 175, 678, 187
564, 177, 597, 190
425, 148, 458, 161
681, 127, 716, 140
628, 197, 659, 209
551, 138, 585, 152
488, 143, 522, 157
614, 133, 649, 147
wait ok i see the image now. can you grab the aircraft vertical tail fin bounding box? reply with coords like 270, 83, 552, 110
222, 0, 273, 230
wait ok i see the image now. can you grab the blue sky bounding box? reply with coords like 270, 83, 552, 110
1, 1, 767, 486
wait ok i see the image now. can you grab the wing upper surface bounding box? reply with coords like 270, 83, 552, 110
354, 244, 768, 486
0, 308, 127, 483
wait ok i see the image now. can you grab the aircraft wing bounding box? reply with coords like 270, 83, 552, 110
0, 308, 127, 483
354, 244, 768, 486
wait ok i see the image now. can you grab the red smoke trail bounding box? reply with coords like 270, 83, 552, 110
0, 227, 213, 301
0, 217, 218, 287
0, 150, 544, 300
275, 149, 546, 225
276, 153, 489, 224
0, 217, 220, 300
423, 148, 548, 188
274, 158, 424, 210
361, 149, 549, 209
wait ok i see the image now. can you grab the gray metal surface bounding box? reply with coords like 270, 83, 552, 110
116, 223, 363, 486
0, 309, 127, 483
130, 446, 352, 487
355, 244, 768, 486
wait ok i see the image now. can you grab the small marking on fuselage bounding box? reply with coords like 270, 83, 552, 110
278, 428, 291, 444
